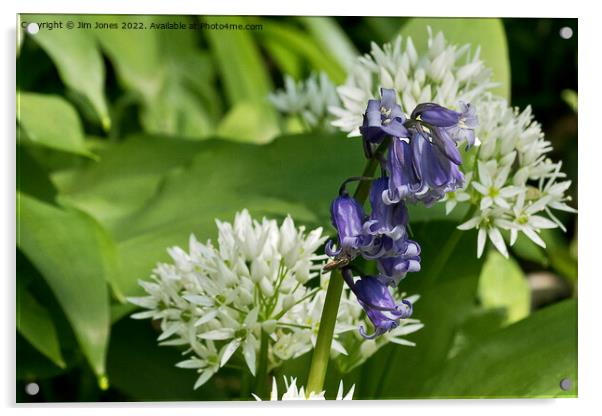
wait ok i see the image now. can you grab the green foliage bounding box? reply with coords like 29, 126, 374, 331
28, 20, 110, 129
400, 17, 511, 99
17, 192, 112, 377
15, 14, 576, 402
17, 93, 95, 158
478, 250, 531, 325
421, 299, 577, 398
17, 284, 65, 369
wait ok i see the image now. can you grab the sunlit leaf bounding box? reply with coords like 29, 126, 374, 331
17, 285, 65, 369
421, 299, 577, 398
26, 15, 110, 129
478, 250, 531, 325
17, 92, 94, 158
17, 192, 112, 376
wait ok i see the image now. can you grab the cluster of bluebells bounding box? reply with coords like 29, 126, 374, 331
271, 30, 575, 259
326, 88, 476, 338
128, 210, 422, 389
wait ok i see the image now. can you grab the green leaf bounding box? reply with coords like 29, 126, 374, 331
27, 16, 110, 129
258, 21, 347, 84
216, 101, 280, 144
478, 250, 531, 325
421, 299, 577, 398
400, 18, 511, 99
58, 133, 363, 296
95, 16, 216, 139
297, 17, 359, 71
17, 192, 111, 376
17, 145, 58, 203
17, 92, 94, 158
201, 16, 274, 105
511, 232, 549, 266
17, 285, 65, 369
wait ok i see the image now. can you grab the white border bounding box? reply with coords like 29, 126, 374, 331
3, 1, 599, 415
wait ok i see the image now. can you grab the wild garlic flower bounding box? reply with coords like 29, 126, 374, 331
269, 72, 340, 130
129, 209, 422, 388
129, 210, 333, 389
253, 376, 355, 400
330, 31, 495, 136
457, 95, 576, 258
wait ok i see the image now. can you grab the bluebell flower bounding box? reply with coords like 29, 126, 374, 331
412, 101, 478, 150
361, 178, 409, 258
342, 268, 412, 339
376, 239, 421, 286
325, 194, 369, 259
384, 131, 464, 207
359, 88, 408, 145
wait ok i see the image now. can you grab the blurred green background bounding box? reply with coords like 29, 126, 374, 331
16, 15, 577, 402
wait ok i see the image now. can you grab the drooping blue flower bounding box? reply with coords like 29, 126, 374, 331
325, 194, 369, 259
384, 131, 464, 207
360, 177, 409, 258
411, 130, 464, 202
342, 268, 412, 339
376, 239, 421, 286
411, 101, 478, 150
359, 88, 408, 145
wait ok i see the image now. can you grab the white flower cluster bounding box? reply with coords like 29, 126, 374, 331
456, 95, 576, 258
269, 72, 340, 130
253, 376, 355, 400
128, 210, 423, 389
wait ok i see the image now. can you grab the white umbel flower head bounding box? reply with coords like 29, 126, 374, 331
269, 72, 340, 130
128, 210, 330, 389
128, 210, 423, 389
253, 376, 355, 400
458, 95, 576, 258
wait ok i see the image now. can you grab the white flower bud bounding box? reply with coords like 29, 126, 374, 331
262, 320, 277, 334
250, 258, 269, 283
259, 277, 274, 298
360, 339, 377, 358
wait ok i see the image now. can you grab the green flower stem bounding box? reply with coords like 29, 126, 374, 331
305, 141, 387, 396
255, 329, 270, 399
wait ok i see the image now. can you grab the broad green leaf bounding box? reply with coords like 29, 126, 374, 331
400, 17, 511, 99
216, 101, 280, 144
95, 16, 216, 139
17, 285, 65, 369
55, 136, 209, 228
27, 15, 110, 129
17, 92, 94, 158
17, 193, 111, 376
58, 133, 363, 296
95, 16, 163, 100
511, 233, 549, 266
478, 250, 531, 325
298, 17, 359, 71
421, 299, 577, 398
201, 16, 273, 105
258, 21, 347, 84
17, 145, 57, 203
